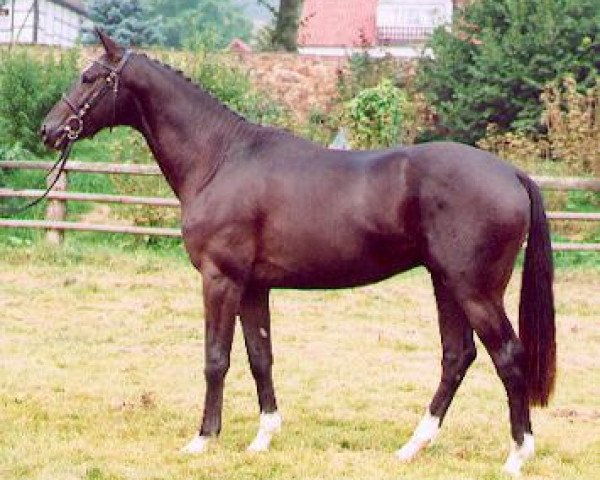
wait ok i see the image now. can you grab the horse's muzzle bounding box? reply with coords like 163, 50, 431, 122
40, 123, 68, 151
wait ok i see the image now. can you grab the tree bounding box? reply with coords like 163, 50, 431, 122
147, 0, 253, 49
418, 0, 600, 144
272, 0, 302, 51
257, 0, 303, 51
82, 0, 163, 47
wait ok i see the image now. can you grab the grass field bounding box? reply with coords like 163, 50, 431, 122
0, 245, 599, 480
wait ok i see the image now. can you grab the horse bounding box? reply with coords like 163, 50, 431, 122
41, 30, 555, 476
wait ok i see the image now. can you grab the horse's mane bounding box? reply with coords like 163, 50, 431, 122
139, 52, 249, 125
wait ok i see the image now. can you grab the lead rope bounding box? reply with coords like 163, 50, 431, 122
0, 141, 73, 214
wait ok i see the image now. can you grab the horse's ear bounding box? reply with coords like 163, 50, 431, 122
95, 27, 124, 61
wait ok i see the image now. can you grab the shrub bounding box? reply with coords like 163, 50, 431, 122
344, 79, 414, 149
300, 107, 340, 146
419, 0, 600, 144
337, 52, 401, 102
0, 48, 79, 156
158, 47, 290, 128
477, 75, 600, 244
185, 49, 290, 127
478, 76, 600, 176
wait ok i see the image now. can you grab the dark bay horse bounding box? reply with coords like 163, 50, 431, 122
41, 30, 555, 476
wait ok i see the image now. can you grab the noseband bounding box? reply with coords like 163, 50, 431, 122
60, 50, 132, 141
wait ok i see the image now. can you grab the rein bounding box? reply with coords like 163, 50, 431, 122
0, 51, 132, 215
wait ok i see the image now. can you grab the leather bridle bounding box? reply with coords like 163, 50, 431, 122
59, 49, 132, 143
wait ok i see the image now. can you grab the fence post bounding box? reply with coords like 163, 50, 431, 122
45, 170, 68, 245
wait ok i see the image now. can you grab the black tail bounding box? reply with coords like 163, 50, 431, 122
517, 172, 556, 407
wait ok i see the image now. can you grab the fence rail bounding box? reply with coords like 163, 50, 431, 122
2, 188, 600, 221
2, 160, 600, 191
1, 160, 599, 251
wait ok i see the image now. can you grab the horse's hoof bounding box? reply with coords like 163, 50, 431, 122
246, 412, 282, 453
247, 437, 270, 453
181, 435, 211, 454
396, 411, 440, 462
395, 438, 430, 463
502, 434, 535, 477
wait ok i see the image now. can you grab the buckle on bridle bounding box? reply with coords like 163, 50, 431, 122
65, 115, 84, 140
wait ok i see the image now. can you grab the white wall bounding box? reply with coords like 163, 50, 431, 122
0, 1, 34, 44
376, 0, 453, 43
0, 0, 87, 46
298, 45, 433, 59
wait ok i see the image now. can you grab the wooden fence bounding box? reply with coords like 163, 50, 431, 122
1, 160, 599, 251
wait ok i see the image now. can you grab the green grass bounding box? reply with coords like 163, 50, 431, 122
0, 245, 599, 479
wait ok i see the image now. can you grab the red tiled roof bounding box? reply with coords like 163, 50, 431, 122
298, 0, 378, 48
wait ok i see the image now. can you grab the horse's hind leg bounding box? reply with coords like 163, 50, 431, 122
240, 286, 281, 452
397, 276, 476, 462
458, 295, 534, 476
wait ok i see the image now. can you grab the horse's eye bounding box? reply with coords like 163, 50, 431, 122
81, 73, 93, 84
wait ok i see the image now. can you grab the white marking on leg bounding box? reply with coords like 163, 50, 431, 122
247, 411, 282, 452
503, 433, 534, 477
396, 410, 441, 462
259, 327, 268, 339
180, 434, 212, 454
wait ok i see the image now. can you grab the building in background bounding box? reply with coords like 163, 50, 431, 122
0, 0, 88, 47
298, 0, 455, 58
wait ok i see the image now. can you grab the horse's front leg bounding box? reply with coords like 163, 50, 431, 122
182, 268, 242, 454
240, 286, 281, 452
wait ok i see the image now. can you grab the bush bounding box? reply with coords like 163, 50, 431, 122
193, 55, 290, 127
344, 79, 414, 149
161, 47, 290, 127
477, 75, 600, 246
478, 76, 600, 175
337, 52, 401, 102
0, 48, 79, 156
419, 0, 600, 144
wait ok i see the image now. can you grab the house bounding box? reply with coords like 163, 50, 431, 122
298, 0, 455, 58
0, 0, 89, 47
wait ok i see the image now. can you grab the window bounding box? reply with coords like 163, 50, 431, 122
376, 0, 452, 44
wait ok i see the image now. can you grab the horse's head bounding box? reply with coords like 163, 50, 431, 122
41, 29, 135, 151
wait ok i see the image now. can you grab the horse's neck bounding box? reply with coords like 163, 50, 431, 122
126, 59, 250, 200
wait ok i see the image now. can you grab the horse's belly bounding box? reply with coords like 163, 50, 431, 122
252, 234, 421, 289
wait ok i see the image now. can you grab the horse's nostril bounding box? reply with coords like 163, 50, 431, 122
40, 124, 47, 136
